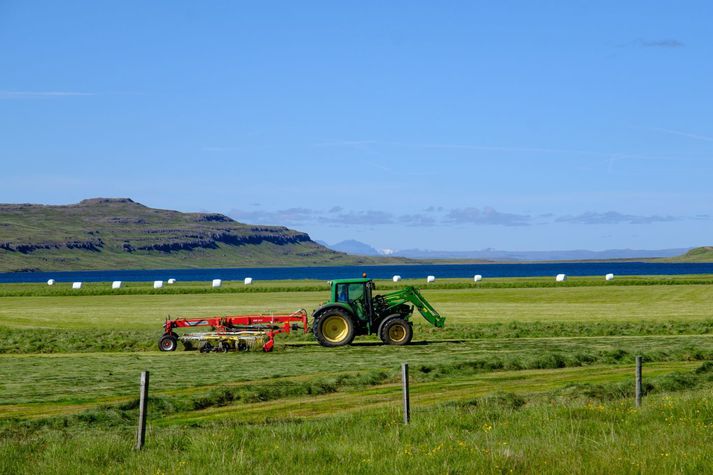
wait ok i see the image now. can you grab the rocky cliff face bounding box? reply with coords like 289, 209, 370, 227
0, 198, 358, 271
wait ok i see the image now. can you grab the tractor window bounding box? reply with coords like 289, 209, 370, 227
348, 283, 364, 302
336, 284, 349, 302
335, 283, 365, 303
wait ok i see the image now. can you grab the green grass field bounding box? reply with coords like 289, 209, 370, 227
1, 277, 712, 473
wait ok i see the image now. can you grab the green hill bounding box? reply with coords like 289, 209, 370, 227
661, 246, 713, 262
0, 198, 397, 272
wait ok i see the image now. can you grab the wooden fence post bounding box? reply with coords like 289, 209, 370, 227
135, 371, 149, 450
635, 356, 642, 408
402, 362, 410, 424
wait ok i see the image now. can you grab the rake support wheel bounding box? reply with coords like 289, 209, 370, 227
159, 333, 178, 352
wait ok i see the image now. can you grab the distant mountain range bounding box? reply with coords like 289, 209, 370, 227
318, 240, 692, 262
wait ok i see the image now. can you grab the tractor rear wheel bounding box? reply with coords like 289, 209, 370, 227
314, 308, 356, 347
159, 334, 178, 351
380, 318, 413, 345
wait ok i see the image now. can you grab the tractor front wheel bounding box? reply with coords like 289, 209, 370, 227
314, 309, 356, 347
380, 318, 413, 345
159, 334, 178, 351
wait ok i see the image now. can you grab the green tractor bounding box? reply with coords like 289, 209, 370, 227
312, 277, 445, 347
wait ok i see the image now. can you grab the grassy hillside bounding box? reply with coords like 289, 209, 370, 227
0, 198, 402, 272
662, 246, 713, 262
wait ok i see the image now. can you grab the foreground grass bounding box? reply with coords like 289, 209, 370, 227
2, 386, 712, 474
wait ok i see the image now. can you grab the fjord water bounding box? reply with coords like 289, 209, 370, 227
1, 262, 713, 283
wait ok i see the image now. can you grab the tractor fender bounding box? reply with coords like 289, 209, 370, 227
312, 302, 355, 321
376, 314, 411, 338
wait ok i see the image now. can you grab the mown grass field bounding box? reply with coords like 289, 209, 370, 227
1, 277, 713, 474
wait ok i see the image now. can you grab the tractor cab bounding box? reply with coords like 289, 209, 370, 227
330, 277, 375, 321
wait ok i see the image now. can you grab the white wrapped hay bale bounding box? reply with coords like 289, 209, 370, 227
392, 275, 402, 282
167, 278, 176, 284
555, 274, 567, 282
605, 273, 614, 281
153, 280, 164, 289
47, 279, 55, 286
112, 281, 122, 289
426, 275, 436, 283
72, 282, 82, 289
212, 279, 222, 288
244, 277, 253, 285
473, 275, 483, 282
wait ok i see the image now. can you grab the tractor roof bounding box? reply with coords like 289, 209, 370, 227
330, 277, 372, 285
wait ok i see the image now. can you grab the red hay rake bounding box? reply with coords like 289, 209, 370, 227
159, 309, 309, 353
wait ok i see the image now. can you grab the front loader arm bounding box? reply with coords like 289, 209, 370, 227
381, 286, 446, 328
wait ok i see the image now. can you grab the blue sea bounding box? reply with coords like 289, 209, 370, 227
1, 262, 713, 284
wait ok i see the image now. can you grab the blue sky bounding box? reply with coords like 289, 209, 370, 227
1, 1, 712, 251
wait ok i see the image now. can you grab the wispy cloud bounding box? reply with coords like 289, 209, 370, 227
0, 91, 96, 99
231, 205, 534, 228
314, 139, 710, 179
313, 140, 379, 147
323, 210, 395, 225
398, 214, 438, 227
316, 139, 605, 157
555, 211, 678, 225
402, 143, 605, 156
444, 207, 531, 226
229, 207, 396, 226
637, 39, 685, 48
230, 205, 692, 229
228, 208, 317, 226
618, 39, 685, 49
649, 127, 713, 143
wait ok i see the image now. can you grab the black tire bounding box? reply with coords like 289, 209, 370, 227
200, 342, 213, 353
380, 318, 413, 345
376, 314, 402, 339
159, 334, 178, 352
313, 308, 356, 347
